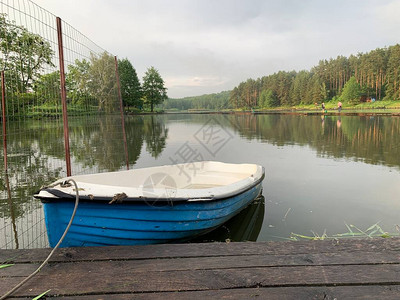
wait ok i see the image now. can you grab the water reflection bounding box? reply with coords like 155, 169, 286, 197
190, 195, 265, 243
0, 115, 169, 248
4, 114, 398, 175
143, 115, 168, 158
4, 171, 19, 248
155, 114, 400, 169
1, 113, 400, 249
226, 114, 400, 168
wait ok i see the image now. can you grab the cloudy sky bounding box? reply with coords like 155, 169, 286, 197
34, 0, 400, 98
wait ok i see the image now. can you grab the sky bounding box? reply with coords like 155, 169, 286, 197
34, 0, 400, 98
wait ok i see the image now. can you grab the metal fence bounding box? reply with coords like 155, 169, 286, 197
0, 0, 128, 249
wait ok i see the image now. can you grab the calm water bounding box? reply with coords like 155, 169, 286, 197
1, 113, 400, 248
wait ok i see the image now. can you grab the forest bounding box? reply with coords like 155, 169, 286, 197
167, 44, 400, 110
230, 44, 400, 109
164, 91, 231, 110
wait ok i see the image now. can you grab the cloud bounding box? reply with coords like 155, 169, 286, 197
31, 0, 400, 98
166, 75, 228, 88
374, 0, 400, 39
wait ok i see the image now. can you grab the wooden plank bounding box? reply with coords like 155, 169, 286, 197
2, 264, 400, 297
38, 285, 400, 300
2, 238, 400, 264
2, 239, 400, 298
2, 250, 400, 277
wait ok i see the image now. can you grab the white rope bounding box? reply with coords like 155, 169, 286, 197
1, 179, 80, 300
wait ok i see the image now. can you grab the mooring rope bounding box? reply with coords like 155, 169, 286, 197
0, 179, 80, 300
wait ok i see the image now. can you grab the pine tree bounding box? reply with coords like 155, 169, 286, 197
142, 67, 168, 112
118, 58, 143, 109
340, 76, 361, 103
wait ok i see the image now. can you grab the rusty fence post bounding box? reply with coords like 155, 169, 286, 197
56, 17, 72, 176
2, 71, 19, 248
114, 56, 129, 170
1, 70, 7, 171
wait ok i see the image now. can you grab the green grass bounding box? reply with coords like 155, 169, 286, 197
352, 100, 400, 109
32, 289, 51, 300
0, 264, 14, 269
254, 100, 400, 112
26, 104, 100, 118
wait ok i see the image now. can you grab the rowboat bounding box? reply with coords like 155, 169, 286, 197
34, 161, 265, 247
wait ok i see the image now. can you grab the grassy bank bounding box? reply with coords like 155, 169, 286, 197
277, 100, 400, 111
10, 101, 400, 118
164, 100, 400, 114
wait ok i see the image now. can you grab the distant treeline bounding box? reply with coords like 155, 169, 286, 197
166, 44, 400, 110
231, 44, 400, 108
164, 91, 231, 110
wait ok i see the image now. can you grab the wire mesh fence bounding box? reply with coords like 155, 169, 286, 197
0, 0, 128, 249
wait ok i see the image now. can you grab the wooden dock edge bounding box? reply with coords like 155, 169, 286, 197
1, 238, 400, 299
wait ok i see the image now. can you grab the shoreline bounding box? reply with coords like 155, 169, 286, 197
159, 109, 400, 116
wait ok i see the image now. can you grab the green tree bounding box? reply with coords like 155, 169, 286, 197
142, 66, 168, 112
33, 71, 60, 105
165, 91, 230, 110
0, 13, 54, 93
88, 52, 118, 112
229, 87, 240, 108
340, 76, 361, 103
259, 89, 279, 107
117, 58, 143, 109
67, 59, 96, 106
308, 74, 327, 103
290, 70, 311, 104
385, 44, 400, 100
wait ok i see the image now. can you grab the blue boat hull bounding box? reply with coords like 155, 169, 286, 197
43, 182, 262, 247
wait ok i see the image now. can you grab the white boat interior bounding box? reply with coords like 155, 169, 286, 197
36, 161, 265, 202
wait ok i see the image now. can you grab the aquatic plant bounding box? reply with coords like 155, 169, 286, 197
290, 222, 399, 241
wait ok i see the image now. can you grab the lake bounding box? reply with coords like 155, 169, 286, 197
1, 113, 400, 249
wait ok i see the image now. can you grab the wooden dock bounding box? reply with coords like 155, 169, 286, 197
1, 238, 400, 299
